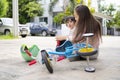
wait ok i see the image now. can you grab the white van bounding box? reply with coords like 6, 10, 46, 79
0, 18, 13, 35
0, 18, 28, 37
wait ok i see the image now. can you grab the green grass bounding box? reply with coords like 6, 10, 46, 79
0, 34, 17, 39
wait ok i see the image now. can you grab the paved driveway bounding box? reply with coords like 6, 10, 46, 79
0, 36, 120, 80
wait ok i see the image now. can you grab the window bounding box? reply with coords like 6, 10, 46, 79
38, 0, 46, 4
39, 17, 48, 24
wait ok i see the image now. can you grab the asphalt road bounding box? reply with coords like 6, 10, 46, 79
0, 36, 120, 80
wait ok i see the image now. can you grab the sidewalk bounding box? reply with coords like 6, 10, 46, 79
0, 36, 120, 80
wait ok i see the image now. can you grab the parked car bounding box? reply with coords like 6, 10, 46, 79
47, 26, 57, 36
40, 24, 57, 36
19, 24, 30, 38
0, 18, 13, 35
0, 18, 29, 38
29, 23, 49, 36
27, 23, 57, 36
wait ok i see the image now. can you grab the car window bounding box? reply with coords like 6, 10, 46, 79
0, 19, 2, 26
40, 24, 47, 28
0, 18, 14, 27
39, 25, 42, 28
34, 24, 40, 28
1, 18, 13, 24
32, 25, 36, 29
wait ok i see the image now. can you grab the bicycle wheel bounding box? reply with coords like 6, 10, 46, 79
78, 47, 97, 56
41, 50, 53, 73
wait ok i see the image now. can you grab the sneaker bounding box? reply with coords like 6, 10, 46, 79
57, 56, 65, 61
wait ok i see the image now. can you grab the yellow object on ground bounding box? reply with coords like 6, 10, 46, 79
79, 48, 94, 53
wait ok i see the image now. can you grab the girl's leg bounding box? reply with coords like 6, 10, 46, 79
57, 46, 73, 61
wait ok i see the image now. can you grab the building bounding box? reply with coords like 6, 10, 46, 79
34, 0, 65, 28
34, 0, 112, 35
87, 0, 113, 35
93, 12, 112, 35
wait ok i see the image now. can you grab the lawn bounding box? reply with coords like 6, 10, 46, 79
0, 34, 16, 39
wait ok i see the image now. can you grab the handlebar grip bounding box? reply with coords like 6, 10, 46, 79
29, 60, 36, 66
25, 50, 32, 56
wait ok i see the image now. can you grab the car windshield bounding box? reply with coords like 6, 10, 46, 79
0, 18, 22, 27
40, 24, 47, 27
1, 18, 13, 25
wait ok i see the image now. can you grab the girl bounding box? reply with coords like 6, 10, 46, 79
55, 16, 76, 61
56, 16, 76, 42
73, 5, 102, 59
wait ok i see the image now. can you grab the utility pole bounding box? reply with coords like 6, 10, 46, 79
12, 0, 19, 37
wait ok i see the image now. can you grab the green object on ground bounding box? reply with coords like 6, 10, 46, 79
20, 44, 40, 62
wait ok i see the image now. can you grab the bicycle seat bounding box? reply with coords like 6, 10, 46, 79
83, 33, 94, 37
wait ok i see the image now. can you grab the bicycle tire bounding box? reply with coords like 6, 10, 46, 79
41, 50, 53, 73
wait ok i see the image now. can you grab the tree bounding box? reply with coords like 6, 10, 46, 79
106, 4, 116, 16
53, 0, 95, 24
87, 0, 95, 13
113, 10, 120, 29
6, 0, 43, 24
69, 0, 76, 14
0, 0, 8, 17
19, 0, 44, 24
7, 0, 12, 18
100, 4, 116, 27
19, 1, 43, 23
106, 4, 116, 27
52, 0, 85, 24
99, 5, 107, 13
53, 13, 65, 24
100, 4, 116, 16
65, 0, 84, 15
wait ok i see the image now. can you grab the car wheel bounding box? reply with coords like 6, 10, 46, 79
31, 34, 35, 36
41, 31, 47, 36
21, 35, 27, 38
4, 30, 10, 35
50, 34, 55, 36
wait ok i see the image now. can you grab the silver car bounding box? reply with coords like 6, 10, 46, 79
0, 18, 29, 38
